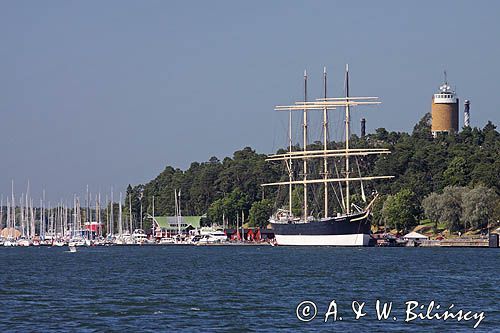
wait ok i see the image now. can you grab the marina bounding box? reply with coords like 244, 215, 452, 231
1, 179, 497, 248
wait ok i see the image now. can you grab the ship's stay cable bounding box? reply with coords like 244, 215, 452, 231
355, 157, 367, 203
332, 158, 346, 211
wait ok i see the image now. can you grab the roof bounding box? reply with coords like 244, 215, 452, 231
403, 231, 429, 240
151, 216, 202, 231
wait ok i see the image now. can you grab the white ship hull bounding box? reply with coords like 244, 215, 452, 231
275, 233, 370, 246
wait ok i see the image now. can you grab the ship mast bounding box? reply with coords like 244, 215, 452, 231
303, 70, 308, 220
344, 64, 351, 215
322, 67, 329, 218
263, 66, 393, 221
288, 100, 293, 214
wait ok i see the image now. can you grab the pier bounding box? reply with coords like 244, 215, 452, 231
420, 238, 489, 247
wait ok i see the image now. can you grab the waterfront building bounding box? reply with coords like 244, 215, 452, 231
150, 215, 202, 238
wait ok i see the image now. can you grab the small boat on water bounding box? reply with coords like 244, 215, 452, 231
68, 245, 77, 253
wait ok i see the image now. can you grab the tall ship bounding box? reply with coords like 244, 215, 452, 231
262, 65, 393, 246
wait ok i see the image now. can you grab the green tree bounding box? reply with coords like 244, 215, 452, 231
422, 192, 443, 232
412, 112, 432, 140
371, 195, 386, 228
206, 188, 250, 227
381, 189, 420, 232
443, 156, 469, 186
439, 186, 465, 232
249, 199, 273, 228
207, 198, 224, 226
462, 185, 498, 230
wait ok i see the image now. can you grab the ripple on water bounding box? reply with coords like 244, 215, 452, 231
0, 246, 498, 332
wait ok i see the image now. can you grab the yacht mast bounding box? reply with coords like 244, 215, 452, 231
177, 191, 181, 235
98, 192, 102, 237
40, 197, 43, 239
30, 199, 35, 239
288, 99, 293, 214
21, 193, 25, 238
6, 198, 10, 236
322, 67, 329, 218
105, 194, 109, 237
129, 194, 133, 233
344, 64, 351, 215
152, 195, 156, 233
42, 190, 45, 239
86, 185, 90, 226
302, 70, 308, 220
110, 189, 114, 236
174, 190, 178, 233
1, 195, 3, 230
73, 195, 76, 238
118, 192, 123, 236
25, 181, 30, 237
11, 180, 15, 239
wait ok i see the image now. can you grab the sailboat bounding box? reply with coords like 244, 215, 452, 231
262, 66, 393, 246
4, 181, 18, 247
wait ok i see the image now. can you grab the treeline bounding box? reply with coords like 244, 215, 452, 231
372, 114, 500, 232
125, 149, 282, 230
126, 114, 500, 232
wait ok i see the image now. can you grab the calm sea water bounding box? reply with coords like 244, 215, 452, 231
0, 246, 498, 332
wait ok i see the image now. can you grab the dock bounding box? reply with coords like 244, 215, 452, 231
420, 238, 489, 247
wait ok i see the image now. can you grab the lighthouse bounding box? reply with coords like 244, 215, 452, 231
431, 72, 459, 137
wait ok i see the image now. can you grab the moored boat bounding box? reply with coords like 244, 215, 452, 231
262, 66, 393, 246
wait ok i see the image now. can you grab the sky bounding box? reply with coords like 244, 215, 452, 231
1, 0, 499, 202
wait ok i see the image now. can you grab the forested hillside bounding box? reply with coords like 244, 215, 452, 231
126, 114, 500, 232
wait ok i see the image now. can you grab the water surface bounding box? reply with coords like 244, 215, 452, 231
0, 246, 498, 332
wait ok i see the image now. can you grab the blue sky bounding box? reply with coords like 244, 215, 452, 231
1, 0, 499, 201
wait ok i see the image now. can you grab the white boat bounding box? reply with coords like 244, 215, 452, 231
200, 227, 227, 240
3, 239, 17, 247
69, 238, 86, 247
159, 237, 175, 244
131, 229, 148, 244
197, 231, 228, 245
189, 235, 202, 244
118, 232, 135, 245
124, 236, 136, 245
16, 238, 31, 247
68, 245, 77, 253
52, 240, 66, 247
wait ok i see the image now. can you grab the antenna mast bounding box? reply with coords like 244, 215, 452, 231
345, 64, 351, 215
303, 70, 308, 220
322, 67, 329, 218
288, 99, 293, 214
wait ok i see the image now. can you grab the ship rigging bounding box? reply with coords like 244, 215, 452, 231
262, 65, 393, 246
